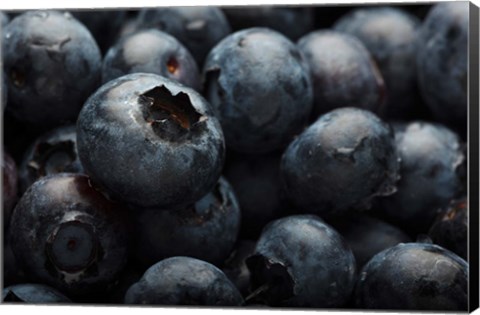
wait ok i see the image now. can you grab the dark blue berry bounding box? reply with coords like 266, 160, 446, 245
2, 284, 71, 303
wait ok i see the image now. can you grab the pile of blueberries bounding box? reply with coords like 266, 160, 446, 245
1, 2, 471, 311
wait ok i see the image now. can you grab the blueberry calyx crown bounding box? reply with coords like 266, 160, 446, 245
46, 220, 99, 273
28, 141, 77, 177
139, 85, 205, 141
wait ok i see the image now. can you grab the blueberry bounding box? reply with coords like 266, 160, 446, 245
133, 177, 241, 268
102, 29, 200, 90
377, 122, 465, 233
333, 7, 422, 120
297, 30, 385, 119
18, 125, 83, 195
281, 107, 399, 216
0, 10, 9, 27
246, 215, 356, 307
2, 149, 18, 226
355, 243, 468, 310
9, 173, 130, 296
429, 197, 467, 260
3, 11, 101, 127
134, 7, 231, 66
223, 151, 288, 239
328, 214, 411, 268
203, 28, 313, 153
416, 2, 468, 136
124, 256, 244, 306
223, 7, 314, 41
71, 10, 126, 55
222, 240, 256, 297
2, 284, 71, 303
76, 73, 225, 209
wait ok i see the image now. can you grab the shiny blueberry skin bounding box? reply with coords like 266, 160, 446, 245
223, 151, 288, 240
328, 214, 411, 268
133, 177, 241, 268
3, 149, 18, 226
2, 284, 71, 303
9, 173, 130, 296
203, 28, 313, 153
18, 125, 83, 195
429, 197, 467, 260
3, 11, 101, 127
297, 30, 385, 119
281, 107, 399, 216
124, 256, 244, 306
355, 243, 468, 311
76, 73, 225, 209
71, 10, 126, 55
135, 7, 231, 66
246, 215, 356, 307
223, 7, 314, 41
102, 29, 200, 90
377, 122, 464, 233
334, 7, 421, 120
416, 2, 468, 136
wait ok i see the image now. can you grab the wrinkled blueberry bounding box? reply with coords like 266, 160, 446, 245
102, 29, 200, 90
429, 197, 467, 260
134, 7, 231, 66
223, 7, 314, 41
223, 151, 288, 239
334, 7, 422, 120
203, 28, 313, 153
71, 10, 126, 55
281, 107, 399, 216
18, 125, 83, 194
2, 283, 71, 303
124, 256, 244, 306
377, 122, 464, 233
297, 30, 385, 119
76, 73, 225, 209
2, 149, 18, 226
355, 243, 468, 310
246, 215, 356, 307
9, 173, 130, 296
328, 214, 411, 268
133, 177, 241, 268
416, 2, 468, 136
3, 11, 101, 127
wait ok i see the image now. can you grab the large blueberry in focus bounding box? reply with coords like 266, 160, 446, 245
246, 215, 356, 307
416, 2, 468, 136
2, 284, 71, 303
9, 173, 130, 296
333, 7, 422, 120
18, 125, 83, 195
135, 7, 231, 66
133, 177, 241, 268
102, 29, 201, 90
222, 7, 314, 41
281, 107, 399, 216
76, 73, 225, 209
124, 256, 244, 306
328, 214, 411, 268
297, 30, 385, 119
3, 11, 101, 127
377, 122, 464, 233
355, 243, 468, 310
429, 197, 467, 260
203, 28, 313, 153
